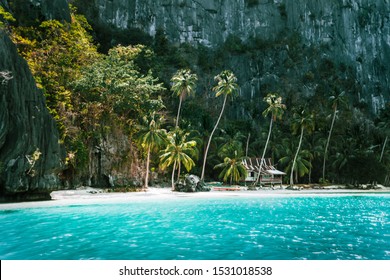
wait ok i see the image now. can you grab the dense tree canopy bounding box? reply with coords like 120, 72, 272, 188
4, 3, 390, 188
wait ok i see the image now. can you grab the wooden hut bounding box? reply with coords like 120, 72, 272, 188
242, 158, 286, 188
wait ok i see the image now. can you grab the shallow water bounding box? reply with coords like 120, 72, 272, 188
0, 195, 389, 260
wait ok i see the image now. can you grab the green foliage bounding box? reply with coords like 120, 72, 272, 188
5, 1, 389, 187
171, 68, 198, 127
263, 93, 286, 121
137, 114, 167, 153
160, 129, 199, 172
213, 70, 239, 98
0, 6, 16, 29
73, 45, 165, 134
11, 10, 100, 142
223, 34, 245, 54
214, 152, 247, 184
160, 128, 199, 188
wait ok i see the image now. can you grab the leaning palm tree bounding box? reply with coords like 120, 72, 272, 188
322, 91, 347, 182
137, 114, 167, 190
279, 150, 312, 183
171, 69, 198, 127
254, 93, 286, 186
290, 109, 315, 186
214, 150, 247, 185
160, 129, 198, 190
201, 70, 239, 181
378, 104, 390, 163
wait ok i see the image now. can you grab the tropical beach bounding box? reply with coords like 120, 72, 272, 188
0, 185, 388, 210
1, 187, 389, 260
1, 0, 390, 269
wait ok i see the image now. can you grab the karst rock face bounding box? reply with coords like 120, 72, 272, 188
74, 0, 389, 112
0, 0, 70, 25
1, 0, 389, 200
0, 31, 64, 201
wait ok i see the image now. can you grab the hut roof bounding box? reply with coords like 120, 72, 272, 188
242, 158, 286, 175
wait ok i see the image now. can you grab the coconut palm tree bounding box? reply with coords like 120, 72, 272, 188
276, 138, 312, 183
137, 114, 167, 190
171, 69, 198, 127
290, 109, 315, 185
254, 93, 286, 186
216, 131, 246, 159
201, 70, 239, 181
307, 132, 325, 183
378, 104, 390, 163
160, 129, 198, 190
214, 150, 247, 185
322, 90, 347, 182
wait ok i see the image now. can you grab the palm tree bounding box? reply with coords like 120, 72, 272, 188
216, 131, 246, 159
137, 114, 167, 190
378, 104, 390, 163
277, 138, 312, 183
290, 109, 315, 185
214, 150, 247, 185
307, 132, 325, 183
279, 150, 312, 183
201, 70, 239, 181
254, 93, 286, 186
171, 69, 198, 127
322, 91, 347, 182
160, 129, 198, 190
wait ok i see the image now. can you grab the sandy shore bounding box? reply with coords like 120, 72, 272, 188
0, 186, 389, 210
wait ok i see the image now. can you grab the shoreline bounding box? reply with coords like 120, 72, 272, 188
0, 186, 389, 210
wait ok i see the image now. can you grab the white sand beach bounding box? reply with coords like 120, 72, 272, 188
0, 186, 389, 210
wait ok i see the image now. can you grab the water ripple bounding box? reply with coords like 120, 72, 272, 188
0, 196, 389, 260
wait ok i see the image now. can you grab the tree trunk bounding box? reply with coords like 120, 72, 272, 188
323, 107, 337, 181
201, 94, 228, 181
175, 94, 183, 127
254, 118, 273, 186
177, 161, 181, 182
144, 146, 151, 190
290, 127, 304, 186
380, 135, 388, 163
245, 132, 251, 158
171, 161, 177, 190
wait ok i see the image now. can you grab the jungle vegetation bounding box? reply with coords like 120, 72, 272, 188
1, 4, 390, 188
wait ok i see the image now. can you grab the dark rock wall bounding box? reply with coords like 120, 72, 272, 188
4, 0, 70, 25
74, 0, 390, 113
0, 31, 64, 201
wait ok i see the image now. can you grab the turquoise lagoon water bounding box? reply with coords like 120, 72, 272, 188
0, 195, 389, 260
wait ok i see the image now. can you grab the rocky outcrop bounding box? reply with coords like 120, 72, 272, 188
175, 174, 211, 192
0, 31, 63, 201
74, 0, 390, 112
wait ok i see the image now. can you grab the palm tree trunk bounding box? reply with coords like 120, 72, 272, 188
175, 94, 183, 127
171, 161, 177, 190
201, 94, 228, 181
323, 107, 337, 181
144, 146, 151, 190
177, 161, 181, 182
291, 127, 304, 186
380, 135, 388, 163
245, 132, 251, 158
254, 118, 273, 186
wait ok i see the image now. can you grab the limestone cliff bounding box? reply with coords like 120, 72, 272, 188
3, 0, 70, 25
74, 0, 390, 112
0, 31, 63, 201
